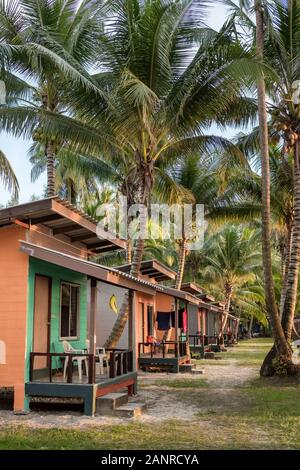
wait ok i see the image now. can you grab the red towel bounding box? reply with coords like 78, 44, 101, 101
182, 309, 187, 333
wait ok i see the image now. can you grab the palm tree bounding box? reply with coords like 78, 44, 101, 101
0, 0, 105, 196
170, 149, 262, 287
201, 225, 262, 338
0, 150, 19, 199
255, 0, 292, 373
0, 1, 259, 347
227, 0, 296, 374
227, 144, 294, 315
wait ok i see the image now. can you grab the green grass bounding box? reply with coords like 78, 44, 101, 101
2, 337, 300, 449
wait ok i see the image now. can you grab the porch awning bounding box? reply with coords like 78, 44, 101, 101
117, 259, 176, 281
19, 241, 157, 295
158, 285, 201, 306
0, 196, 126, 252
177, 282, 204, 295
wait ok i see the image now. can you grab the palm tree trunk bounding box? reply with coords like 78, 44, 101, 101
255, 1, 292, 376
126, 239, 132, 264
220, 283, 232, 340
279, 224, 292, 318
281, 142, 300, 340
46, 140, 56, 197
247, 315, 254, 339
175, 239, 186, 290
104, 172, 148, 349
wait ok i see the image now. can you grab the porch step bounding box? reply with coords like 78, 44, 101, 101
179, 364, 205, 374
96, 392, 129, 415
179, 364, 194, 373
191, 368, 205, 375
204, 352, 215, 359
114, 402, 146, 418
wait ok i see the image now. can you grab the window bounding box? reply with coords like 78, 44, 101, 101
60, 282, 79, 339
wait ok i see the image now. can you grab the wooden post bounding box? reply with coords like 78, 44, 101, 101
128, 290, 137, 372
110, 351, 116, 378
88, 354, 95, 384
89, 278, 97, 356
67, 355, 73, 383
185, 301, 190, 360
29, 353, 34, 382
49, 355, 52, 383
175, 298, 179, 357
128, 290, 133, 350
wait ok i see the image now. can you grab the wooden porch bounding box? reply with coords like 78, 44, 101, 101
26, 349, 136, 416
189, 334, 220, 356
138, 340, 190, 373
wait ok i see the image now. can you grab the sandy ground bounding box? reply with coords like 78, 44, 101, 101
0, 344, 260, 429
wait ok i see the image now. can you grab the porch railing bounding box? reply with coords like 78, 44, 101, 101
106, 349, 133, 379
188, 335, 220, 348
138, 340, 188, 359
29, 352, 95, 384
29, 349, 134, 384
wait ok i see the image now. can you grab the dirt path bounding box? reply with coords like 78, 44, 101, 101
0, 341, 265, 428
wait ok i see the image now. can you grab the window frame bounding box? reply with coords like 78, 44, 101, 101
59, 281, 80, 340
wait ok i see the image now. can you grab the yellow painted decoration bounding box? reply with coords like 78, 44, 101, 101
109, 294, 118, 314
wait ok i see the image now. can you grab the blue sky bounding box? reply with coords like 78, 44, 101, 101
0, 2, 230, 205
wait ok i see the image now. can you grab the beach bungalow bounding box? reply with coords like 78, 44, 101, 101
179, 283, 239, 350
0, 197, 160, 415
99, 261, 202, 372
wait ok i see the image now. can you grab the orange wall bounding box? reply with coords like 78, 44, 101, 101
0, 225, 29, 411
135, 292, 156, 360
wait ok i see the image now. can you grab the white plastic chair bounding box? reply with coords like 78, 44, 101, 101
86, 340, 108, 376
62, 340, 88, 382
97, 347, 109, 376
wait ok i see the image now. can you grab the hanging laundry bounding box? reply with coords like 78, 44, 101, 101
182, 309, 187, 333
157, 312, 172, 330
178, 308, 185, 328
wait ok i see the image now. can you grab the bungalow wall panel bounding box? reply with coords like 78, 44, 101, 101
188, 305, 199, 336
95, 282, 128, 350
0, 225, 29, 410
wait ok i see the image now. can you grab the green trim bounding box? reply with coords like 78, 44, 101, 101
25, 382, 94, 416
26, 258, 87, 383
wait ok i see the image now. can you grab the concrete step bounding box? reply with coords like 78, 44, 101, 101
179, 363, 205, 374
96, 392, 128, 415
204, 352, 215, 359
191, 368, 205, 375
179, 363, 194, 373
114, 402, 146, 418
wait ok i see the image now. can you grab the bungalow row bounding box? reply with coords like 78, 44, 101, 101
0, 197, 239, 415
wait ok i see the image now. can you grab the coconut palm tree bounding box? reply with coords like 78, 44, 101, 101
225, 0, 297, 374
255, 0, 291, 372
227, 144, 294, 313
201, 225, 262, 338
0, 0, 260, 347
0, 0, 105, 196
0, 150, 19, 199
